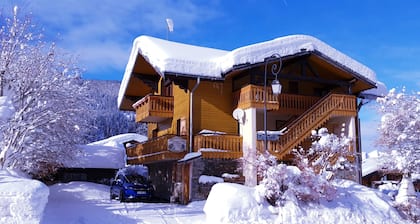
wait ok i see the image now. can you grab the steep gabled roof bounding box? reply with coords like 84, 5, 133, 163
118, 35, 384, 109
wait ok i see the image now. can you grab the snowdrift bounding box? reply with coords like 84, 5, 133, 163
204, 180, 409, 224
0, 170, 49, 224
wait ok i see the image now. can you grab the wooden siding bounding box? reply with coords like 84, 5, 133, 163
193, 80, 237, 135
154, 81, 190, 138
168, 84, 190, 135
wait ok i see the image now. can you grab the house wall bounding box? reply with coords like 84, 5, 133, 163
193, 79, 237, 135
152, 78, 237, 140
151, 80, 190, 138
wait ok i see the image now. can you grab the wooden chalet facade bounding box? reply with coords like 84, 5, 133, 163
118, 35, 382, 203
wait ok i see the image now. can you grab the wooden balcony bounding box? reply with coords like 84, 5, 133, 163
194, 135, 242, 159
256, 93, 357, 159
233, 84, 320, 113
132, 95, 174, 123
126, 135, 187, 164
233, 84, 279, 110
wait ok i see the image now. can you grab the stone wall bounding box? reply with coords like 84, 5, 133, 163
190, 158, 242, 201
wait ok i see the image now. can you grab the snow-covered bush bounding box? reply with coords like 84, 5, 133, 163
256, 152, 336, 206
255, 128, 357, 207
293, 127, 355, 180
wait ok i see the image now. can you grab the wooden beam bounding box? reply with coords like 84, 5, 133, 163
125, 95, 142, 102
132, 72, 159, 92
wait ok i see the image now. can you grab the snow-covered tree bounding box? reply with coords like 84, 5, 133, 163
376, 88, 419, 175
293, 127, 355, 180
82, 80, 146, 144
0, 6, 90, 178
0, 5, 37, 96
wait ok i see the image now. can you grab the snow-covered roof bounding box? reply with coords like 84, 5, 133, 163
362, 150, 381, 176
362, 157, 379, 177
63, 133, 147, 169
118, 34, 382, 108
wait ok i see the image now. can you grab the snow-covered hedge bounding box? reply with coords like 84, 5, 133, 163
0, 170, 49, 224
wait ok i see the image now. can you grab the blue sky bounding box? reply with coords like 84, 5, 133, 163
2, 0, 420, 153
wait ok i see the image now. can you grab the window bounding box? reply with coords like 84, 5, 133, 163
161, 80, 173, 96
176, 118, 187, 136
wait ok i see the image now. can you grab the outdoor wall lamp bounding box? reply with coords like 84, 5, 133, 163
264, 54, 283, 152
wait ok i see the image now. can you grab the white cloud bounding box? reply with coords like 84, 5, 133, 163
20, 0, 222, 76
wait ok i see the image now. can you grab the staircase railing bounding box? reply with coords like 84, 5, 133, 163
258, 93, 356, 158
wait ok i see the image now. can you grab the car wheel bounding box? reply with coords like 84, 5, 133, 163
119, 191, 125, 202
110, 189, 115, 200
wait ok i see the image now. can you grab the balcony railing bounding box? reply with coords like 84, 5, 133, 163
278, 94, 320, 114
233, 85, 320, 114
132, 94, 174, 123
257, 93, 357, 159
194, 135, 243, 159
233, 84, 279, 110
126, 135, 187, 164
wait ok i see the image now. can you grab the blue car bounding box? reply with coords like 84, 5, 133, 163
110, 173, 154, 202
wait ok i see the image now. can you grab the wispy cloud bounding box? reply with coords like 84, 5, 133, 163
380, 69, 420, 90
15, 0, 222, 78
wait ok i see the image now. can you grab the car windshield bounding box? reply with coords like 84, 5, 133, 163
125, 175, 147, 184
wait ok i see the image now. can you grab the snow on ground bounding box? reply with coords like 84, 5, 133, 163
0, 173, 411, 224
39, 179, 411, 224
42, 181, 205, 224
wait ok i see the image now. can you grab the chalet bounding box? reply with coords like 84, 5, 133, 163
118, 35, 384, 203
362, 151, 420, 191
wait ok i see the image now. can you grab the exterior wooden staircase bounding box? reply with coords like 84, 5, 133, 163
260, 93, 357, 159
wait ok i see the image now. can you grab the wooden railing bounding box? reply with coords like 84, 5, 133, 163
132, 95, 174, 123
233, 85, 320, 114
194, 135, 243, 159
126, 135, 187, 164
257, 93, 357, 159
233, 85, 279, 110
278, 94, 320, 114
